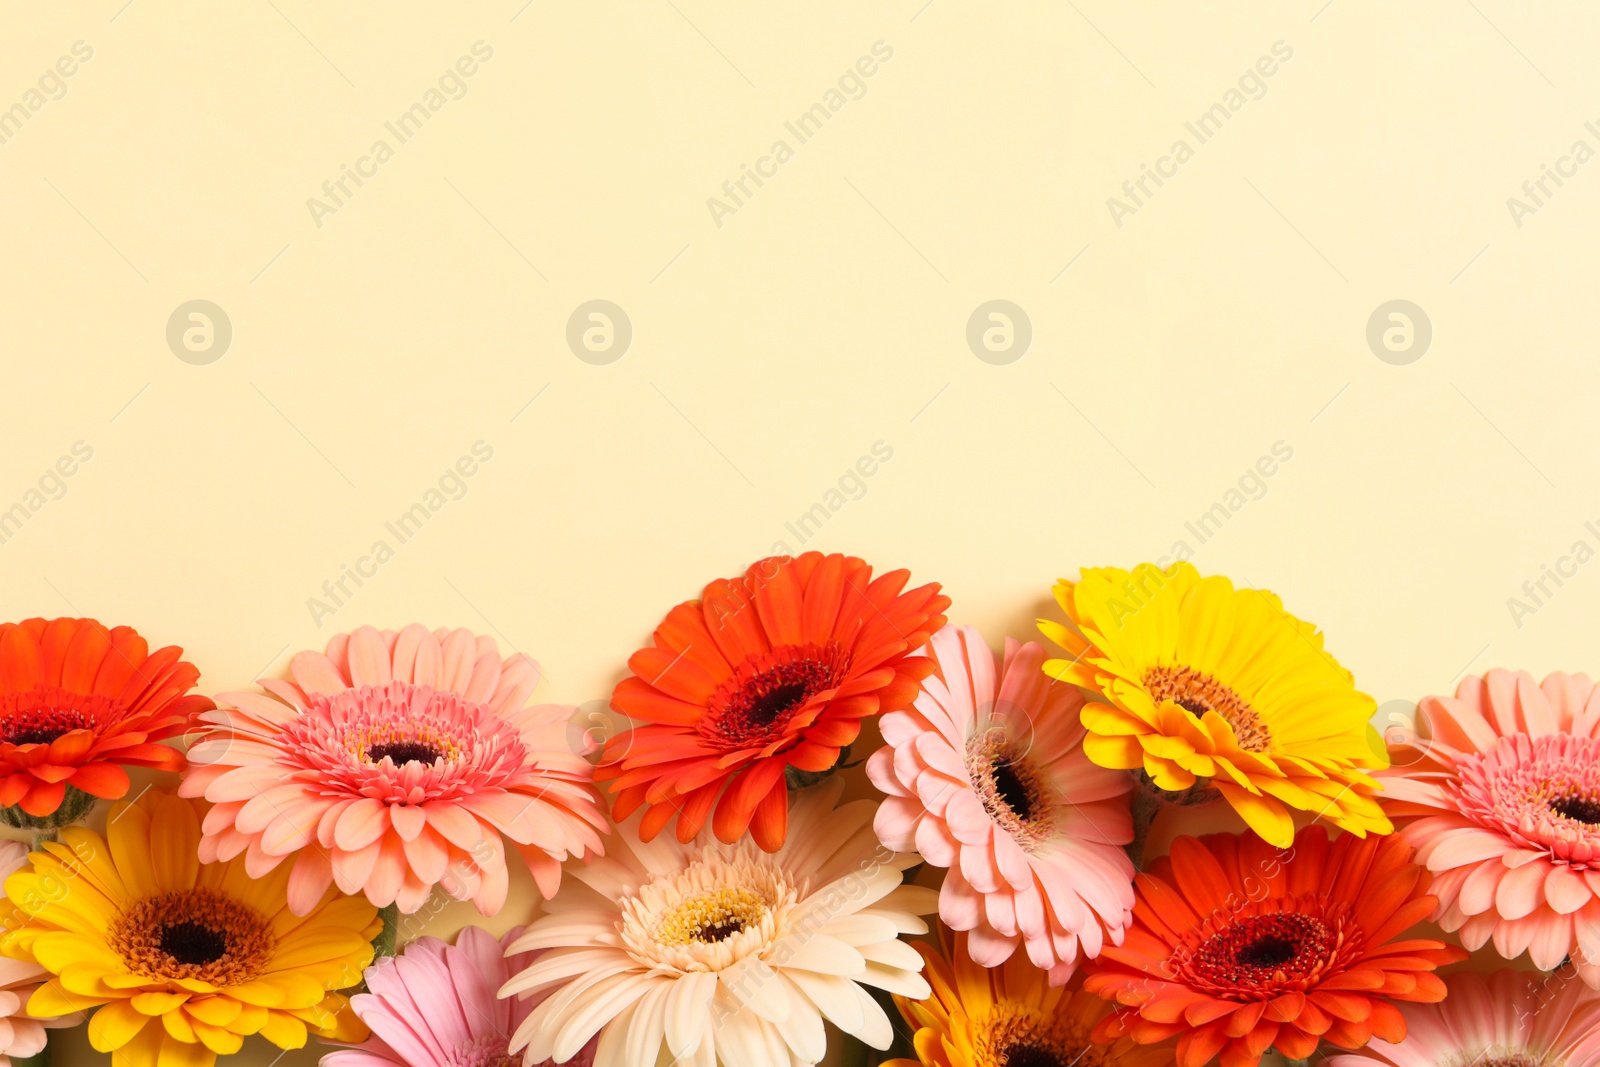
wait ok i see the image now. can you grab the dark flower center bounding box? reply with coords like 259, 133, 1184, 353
1003, 1045, 1069, 1067
703, 644, 849, 750
992, 759, 1035, 821
1236, 934, 1297, 968
1550, 795, 1600, 825
694, 919, 746, 943
367, 741, 444, 766
159, 921, 228, 966
0, 687, 114, 748
4, 727, 69, 746
746, 682, 809, 728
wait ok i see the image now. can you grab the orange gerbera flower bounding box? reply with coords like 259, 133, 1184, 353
1083, 826, 1465, 1067
0, 618, 211, 821
596, 552, 949, 850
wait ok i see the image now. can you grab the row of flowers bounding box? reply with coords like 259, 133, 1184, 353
0, 555, 1591, 1067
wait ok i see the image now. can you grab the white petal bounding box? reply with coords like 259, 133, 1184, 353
665, 971, 717, 1058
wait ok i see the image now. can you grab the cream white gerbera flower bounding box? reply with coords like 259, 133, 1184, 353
499, 777, 937, 1067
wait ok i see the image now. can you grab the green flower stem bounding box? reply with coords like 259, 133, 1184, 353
371, 903, 399, 959
0, 786, 97, 836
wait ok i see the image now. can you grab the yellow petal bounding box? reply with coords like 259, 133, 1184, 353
257, 1009, 308, 1050
109, 1018, 164, 1067
88, 998, 151, 1052
1082, 733, 1144, 770
1142, 753, 1195, 792
190, 1020, 243, 1056
155, 1029, 215, 1067
227, 1003, 269, 1035
28, 978, 103, 1018
1080, 703, 1148, 737
131, 992, 190, 1016
33, 932, 123, 977
182, 996, 241, 1028
105, 800, 157, 901
149, 795, 200, 894
1216, 783, 1294, 847
161, 1006, 196, 1043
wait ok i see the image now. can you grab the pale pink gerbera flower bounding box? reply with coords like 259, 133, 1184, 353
321, 926, 596, 1067
1382, 668, 1600, 982
499, 777, 937, 1067
180, 624, 608, 915
1326, 969, 1600, 1067
865, 624, 1135, 985
0, 839, 81, 1064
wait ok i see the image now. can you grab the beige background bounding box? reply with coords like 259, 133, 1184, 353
1, 0, 1596, 1063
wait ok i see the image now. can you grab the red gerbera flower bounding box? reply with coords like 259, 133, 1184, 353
1083, 825, 1466, 1067
0, 618, 212, 818
596, 551, 949, 850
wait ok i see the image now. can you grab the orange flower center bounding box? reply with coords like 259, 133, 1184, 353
0, 687, 119, 748
1143, 666, 1272, 752
111, 889, 275, 986
701, 643, 849, 751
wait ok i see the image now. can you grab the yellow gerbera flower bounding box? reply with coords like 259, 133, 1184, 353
884, 925, 1170, 1067
1038, 562, 1390, 847
0, 789, 379, 1067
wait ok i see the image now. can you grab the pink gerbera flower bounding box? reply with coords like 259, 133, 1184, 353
866, 625, 1135, 984
180, 625, 608, 915
1382, 668, 1600, 981
321, 926, 595, 1067
1326, 969, 1600, 1067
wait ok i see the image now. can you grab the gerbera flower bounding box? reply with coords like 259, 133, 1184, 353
498, 777, 938, 1067
0, 840, 80, 1065
180, 624, 607, 915
0, 617, 212, 823
321, 926, 596, 1067
867, 625, 1134, 984
1039, 562, 1392, 848
883, 925, 1170, 1067
597, 551, 950, 851
1380, 668, 1600, 983
1326, 969, 1600, 1067
1083, 825, 1464, 1067
1, 789, 379, 1067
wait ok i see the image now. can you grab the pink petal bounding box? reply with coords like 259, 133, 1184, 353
335, 798, 391, 852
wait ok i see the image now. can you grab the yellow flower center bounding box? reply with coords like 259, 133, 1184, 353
655, 887, 768, 945
111, 888, 275, 986
1144, 665, 1272, 752
618, 847, 798, 973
